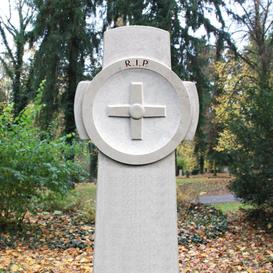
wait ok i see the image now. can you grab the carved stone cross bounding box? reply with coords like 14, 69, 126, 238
107, 82, 166, 140
74, 26, 199, 273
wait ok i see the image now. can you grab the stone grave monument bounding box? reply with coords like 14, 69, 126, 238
74, 26, 199, 273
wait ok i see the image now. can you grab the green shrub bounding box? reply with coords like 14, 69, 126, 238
177, 202, 228, 245
227, 86, 273, 208
176, 156, 186, 171
39, 183, 96, 223
39, 191, 82, 212
0, 99, 87, 225
214, 59, 273, 209
75, 205, 96, 224
176, 142, 197, 173
244, 207, 273, 231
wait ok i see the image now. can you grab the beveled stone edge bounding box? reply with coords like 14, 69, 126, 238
74, 81, 90, 140
183, 81, 199, 140
81, 58, 192, 165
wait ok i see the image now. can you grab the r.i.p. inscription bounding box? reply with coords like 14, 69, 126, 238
124, 59, 149, 68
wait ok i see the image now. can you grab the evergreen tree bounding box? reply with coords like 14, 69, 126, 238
30, 0, 101, 131
214, 0, 273, 207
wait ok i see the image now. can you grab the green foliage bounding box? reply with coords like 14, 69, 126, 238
212, 0, 273, 209
176, 156, 186, 171
177, 141, 197, 172
40, 183, 96, 223
213, 202, 253, 213
177, 202, 228, 245
244, 207, 273, 231
228, 85, 273, 207
214, 55, 273, 208
177, 176, 230, 202
0, 94, 87, 225
30, 0, 101, 130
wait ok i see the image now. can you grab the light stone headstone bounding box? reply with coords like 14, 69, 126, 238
74, 26, 199, 273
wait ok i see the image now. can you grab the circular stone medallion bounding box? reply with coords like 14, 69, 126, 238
82, 58, 191, 165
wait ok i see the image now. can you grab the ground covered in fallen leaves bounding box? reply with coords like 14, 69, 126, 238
0, 210, 272, 273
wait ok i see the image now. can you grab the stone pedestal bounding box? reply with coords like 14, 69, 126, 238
95, 152, 178, 273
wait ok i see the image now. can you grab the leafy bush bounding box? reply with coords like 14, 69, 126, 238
214, 59, 273, 209
39, 191, 96, 224
176, 156, 186, 171
226, 86, 273, 208
0, 95, 87, 225
177, 188, 228, 245
39, 183, 96, 223
244, 207, 273, 232
176, 141, 197, 174
177, 201, 228, 245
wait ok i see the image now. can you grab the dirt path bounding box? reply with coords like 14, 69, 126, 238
199, 194, 239, 204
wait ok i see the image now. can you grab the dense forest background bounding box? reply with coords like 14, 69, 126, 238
0, 0, 272, 221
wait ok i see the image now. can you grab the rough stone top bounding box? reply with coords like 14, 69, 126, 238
103, 26, 171, 68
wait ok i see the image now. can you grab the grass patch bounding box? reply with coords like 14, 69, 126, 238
45, 177, 236, 221
75, 183, 97, 207
41, 183, 97, 223
212, 202, 252, 213
176, 175, 231, 202
65, 177, 231, 212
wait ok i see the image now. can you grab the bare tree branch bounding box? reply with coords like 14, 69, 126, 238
261, 0, 270, 35
0, 22, 16, 65
0, 17, 17, 37
238, 2, 255, 33
7, 0, 12, 22
0, 55, 13, 79
234, 49, 257, 70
